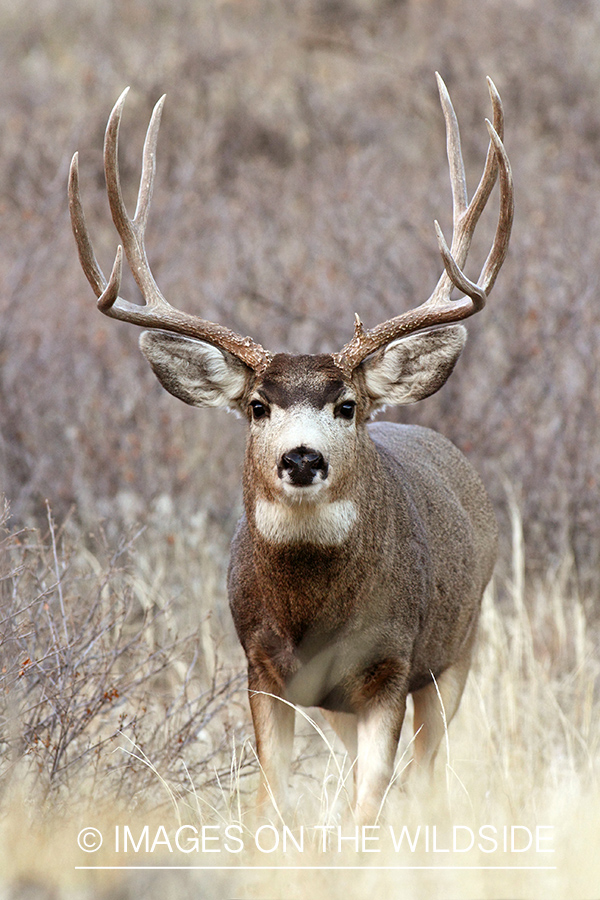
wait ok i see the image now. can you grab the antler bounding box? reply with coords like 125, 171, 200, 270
68, 88, 273, 373
333, 74, 514, 376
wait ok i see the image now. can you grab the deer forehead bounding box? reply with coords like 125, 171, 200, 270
254, 353, 348, 409
249, 354, 357, 454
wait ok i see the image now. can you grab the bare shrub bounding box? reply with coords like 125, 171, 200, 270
0, 499, 252, 815
1, 499, 599, 898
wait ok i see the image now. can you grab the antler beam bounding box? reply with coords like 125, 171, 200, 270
332, 74, 514, 376
68, 88, 273, 373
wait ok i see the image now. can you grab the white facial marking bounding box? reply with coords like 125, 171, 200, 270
255, 498, 358, 546
269, 404, 337, 464
249, 395, 359, 545
280, 480, 327, 500
250, 401, 355, 498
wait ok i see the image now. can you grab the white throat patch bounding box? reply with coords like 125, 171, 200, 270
255, 498, 358, 547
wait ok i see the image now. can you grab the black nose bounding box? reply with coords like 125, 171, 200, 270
279, 446, 328, 486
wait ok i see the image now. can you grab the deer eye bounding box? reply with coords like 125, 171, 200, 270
337, 401, 356, 420
250, 400, 269, 421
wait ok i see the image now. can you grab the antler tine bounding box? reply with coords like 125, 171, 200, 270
68, 152, 108, 299
453, 77, 504, 253
434, 220, 486, 311
433, 114, 512, 305
69, 90, 273, 373
428, 74, 504, 305
333, 75, 513, 375
478, 119, 513, 294
103, 88, 167, 309
436, 72, 468, 224
134, 92, 163, 232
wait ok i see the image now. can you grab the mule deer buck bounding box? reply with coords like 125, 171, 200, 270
69, 74, 513, 823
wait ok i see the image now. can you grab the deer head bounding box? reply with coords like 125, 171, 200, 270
69, 76, 512, 528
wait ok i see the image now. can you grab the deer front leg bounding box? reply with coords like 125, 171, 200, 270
248, 680, 295, 819
411, 652, 472, 773
354, 696, 406, 825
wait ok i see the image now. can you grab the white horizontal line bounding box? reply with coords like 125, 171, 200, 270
75, 865, 557, 871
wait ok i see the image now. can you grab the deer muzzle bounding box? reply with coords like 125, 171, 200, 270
278, 446, 329, 487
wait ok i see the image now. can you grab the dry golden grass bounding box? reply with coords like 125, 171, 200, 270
1, 500, 599, 898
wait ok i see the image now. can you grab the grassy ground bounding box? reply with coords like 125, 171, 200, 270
1, 498, 598, 898
2, 1, 600, 897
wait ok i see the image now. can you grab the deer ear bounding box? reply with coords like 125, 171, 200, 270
139, 331, 250, 410
360, 324, 467, 408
